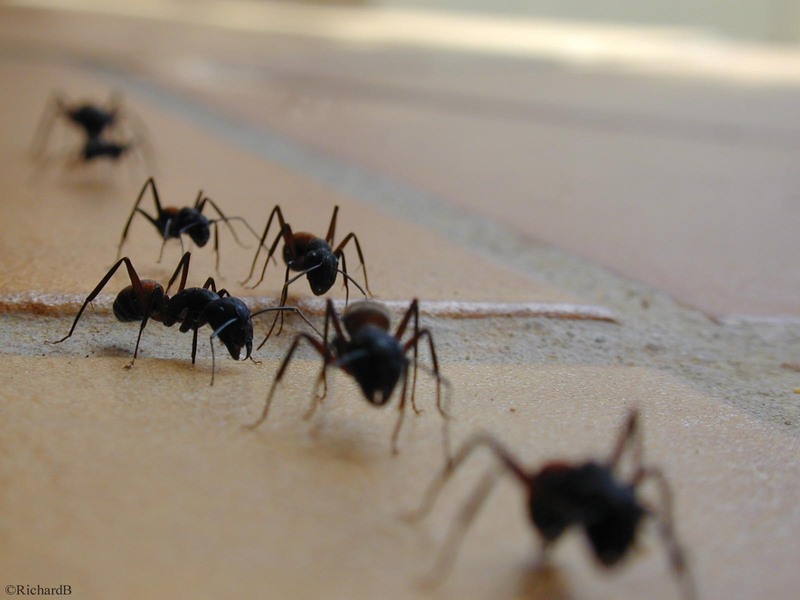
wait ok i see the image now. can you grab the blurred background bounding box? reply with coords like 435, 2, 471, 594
3, 0, 800, 319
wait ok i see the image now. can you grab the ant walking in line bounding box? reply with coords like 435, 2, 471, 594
117, 177, 260, 274
30, 91, 150, 169
403, 409, 695, 600
242, 205, 371, 342
49, 252, 319, 385
31, 91, 123, 155
244, 299, 449, 459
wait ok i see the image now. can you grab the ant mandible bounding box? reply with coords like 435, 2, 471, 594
49, 252, 318, 384
244, 299, 449, 459
404, 409, 695, 600
118, 177, 259, 274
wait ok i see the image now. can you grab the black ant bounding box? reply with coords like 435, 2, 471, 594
31, 91, 123, 156
49, 252, 318, 384
118, 177, 259, 273
244, 299, 449, 458
244, 204, 370, 315
30, 91, 149, 169
404, 409, 695, 600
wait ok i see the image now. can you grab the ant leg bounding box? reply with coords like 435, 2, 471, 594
403, 323, 452, 463
298, 301, 339, 418
209, 317, 238, 386
213, 221, 221, 275
334, 252, 368, 305
419, 469, 501, 587
323, 297, 346, 350
105, 90, 123, 127
262, 265, 317, 344
243, 206, 290, 286
247, 223, 292, 289
118, 177, 163, 259
335, 265, 367, 304
395, 300, 423, 414
404, 433, 527, 523
191, 327, 199, 365
243, 332, 328, 430
252, 305, 322, 351
30, 93, 64, 159
202, 277, 218, 293
338, 251, 350, 304
608, 408, 642, 472
198, 195, 260, 248
634, 466, 696, 600
390, 365, 410, 455
404, 329, 444, 418
333, 231, 371, 296
165, 252, 192, 295
258, 265, 294, 347
324, 205, 339, 245
48, 257, 148, 344
127, 311, 153, 369
303, 365, 329, 420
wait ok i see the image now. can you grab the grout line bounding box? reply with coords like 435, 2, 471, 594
0, 292, 616, 322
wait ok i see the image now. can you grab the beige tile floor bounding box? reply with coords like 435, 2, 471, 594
1, 3, 799, 600
0, 59, 582, 309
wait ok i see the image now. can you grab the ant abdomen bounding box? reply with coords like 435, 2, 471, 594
283, 232, 316, 265
112, 282, 164, 322
342, 301, 391, 334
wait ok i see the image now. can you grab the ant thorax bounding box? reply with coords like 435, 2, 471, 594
528, 461, 645, 566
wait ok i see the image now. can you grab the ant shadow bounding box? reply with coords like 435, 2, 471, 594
302, 413, 388, 466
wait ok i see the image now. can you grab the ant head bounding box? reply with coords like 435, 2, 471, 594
207, 298, 254, 361
336, 322, 405, 406
305, 248, 339, 295
113, 282, 166, 322
585, 501, 646, 567
178, 208, 212, 247
342, 301, 391, 337
346, 345, 404, 406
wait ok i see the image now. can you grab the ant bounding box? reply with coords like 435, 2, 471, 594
242, 205, 371, 336
118, 177, 259, 273
30, 91, 150, 169
244, 299, 449, 458
49, 252, 318, 384
31, 91, 123, 157
404, 409, 695, 600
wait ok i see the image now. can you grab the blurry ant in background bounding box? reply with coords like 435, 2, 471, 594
245, 299, 449, 459
118, 177, 259, 274
404, 409, 695, 600
242, 205, 371, 340
30, 90, 151, 170
49, 252, 319, 384
31, 91, 122, 152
